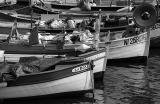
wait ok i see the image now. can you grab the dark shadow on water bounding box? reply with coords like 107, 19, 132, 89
103, 51, 158, 104
149, 48, 160, 58
4, 94, 94, 104
107, 57, 147, 67
130, 96, 154, 104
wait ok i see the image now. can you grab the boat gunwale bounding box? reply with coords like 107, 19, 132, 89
5, 60, 90, 77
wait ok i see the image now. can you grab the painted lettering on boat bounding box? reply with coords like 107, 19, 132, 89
72, 65, 89, 73
86, 52, 105, 61
151, 23, 160, 30
124, 33, 146, 46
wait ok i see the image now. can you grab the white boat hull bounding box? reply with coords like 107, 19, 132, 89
108, 32, 148, 60
0, 70, 92, 99
84, 51, 106, 74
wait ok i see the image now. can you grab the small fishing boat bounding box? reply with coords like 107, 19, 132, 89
39, 25, 149, 61
0, 57, 94, 99
108, 31, 149, 60
0, 43, 107, 79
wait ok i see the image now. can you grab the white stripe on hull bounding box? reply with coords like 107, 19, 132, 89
0, 71, 92, 99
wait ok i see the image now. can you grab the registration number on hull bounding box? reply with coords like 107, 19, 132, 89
124, 33, 146, 46
72, 65, 89, 73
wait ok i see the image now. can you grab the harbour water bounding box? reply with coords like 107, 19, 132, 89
3, 48, 160, 104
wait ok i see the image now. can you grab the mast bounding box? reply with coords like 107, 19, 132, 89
30, 0, 33, 29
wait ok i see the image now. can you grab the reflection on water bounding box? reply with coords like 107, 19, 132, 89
3, 49, 160, 104
104, 49, 160, 104
104, 64, 151, 104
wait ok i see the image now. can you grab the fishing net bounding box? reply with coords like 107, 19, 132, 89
0, 57, 63, 81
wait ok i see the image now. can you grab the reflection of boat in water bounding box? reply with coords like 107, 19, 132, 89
0, 58, 94, 99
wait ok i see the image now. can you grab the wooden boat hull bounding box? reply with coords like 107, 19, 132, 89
0, 60, 93, 99
1, 48, 107, 79
108, 32, 148, 60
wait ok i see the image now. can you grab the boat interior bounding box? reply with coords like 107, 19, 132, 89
0, 56, 88, 83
